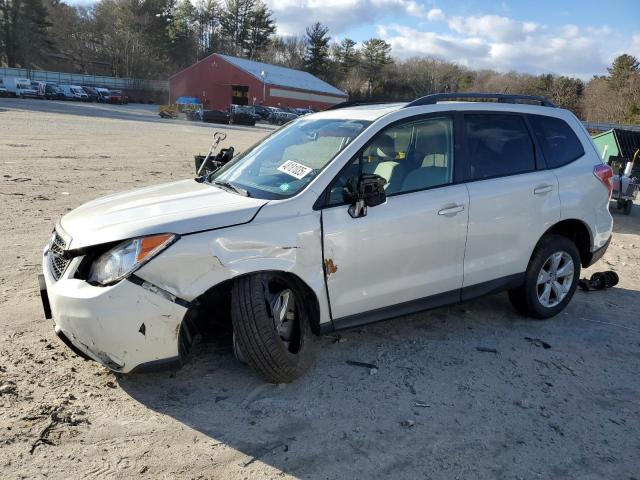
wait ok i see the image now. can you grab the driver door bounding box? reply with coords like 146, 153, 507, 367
320, 115, 469, 324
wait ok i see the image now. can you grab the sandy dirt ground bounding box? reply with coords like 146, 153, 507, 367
0, 98, 639, 480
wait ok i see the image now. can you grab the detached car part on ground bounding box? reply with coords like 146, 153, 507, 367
39, 94, 614, 383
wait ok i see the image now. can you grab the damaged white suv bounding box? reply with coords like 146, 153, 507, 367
39, 93, 614, 383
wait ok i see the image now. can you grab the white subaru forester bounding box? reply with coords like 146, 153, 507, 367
39, 93, 614, 383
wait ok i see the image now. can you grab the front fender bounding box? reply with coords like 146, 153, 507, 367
134, 209, 331, 325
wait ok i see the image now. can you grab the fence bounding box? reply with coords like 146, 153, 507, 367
583, 121, 640, 133
0, 67, 168, 92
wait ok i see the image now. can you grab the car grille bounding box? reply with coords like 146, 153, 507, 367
49, 230, 70, 281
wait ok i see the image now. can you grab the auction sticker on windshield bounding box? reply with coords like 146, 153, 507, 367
278, 160, 313, 180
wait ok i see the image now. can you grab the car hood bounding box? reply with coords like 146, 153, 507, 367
60, 179, 268, 250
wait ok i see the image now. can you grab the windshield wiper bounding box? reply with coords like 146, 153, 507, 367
212, 180, 250, 197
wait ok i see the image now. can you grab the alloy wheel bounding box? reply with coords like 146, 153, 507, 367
536, 251, 574, 308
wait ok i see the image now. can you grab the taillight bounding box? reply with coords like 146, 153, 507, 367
593, 164, 613, 198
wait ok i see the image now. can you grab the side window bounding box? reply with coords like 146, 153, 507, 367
528, 115, 585, 168
465, 114, 535, 180
326, 116, 454, 205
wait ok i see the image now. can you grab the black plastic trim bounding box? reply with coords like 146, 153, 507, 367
330, 290, 459, 331
460, 273, 524, 301
38, 274, 52, 320
54, 328, 92, 361
128, 275, 193, 309
128, 356, 182, 374
324, 273, 525, 333
582, 236, 611, 268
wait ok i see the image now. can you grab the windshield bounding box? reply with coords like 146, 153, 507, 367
208, 117, 371, 199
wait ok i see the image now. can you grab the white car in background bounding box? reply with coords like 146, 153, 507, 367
59, 84, 89, 101
2, 77, 37, 98
39, 93, 613, 383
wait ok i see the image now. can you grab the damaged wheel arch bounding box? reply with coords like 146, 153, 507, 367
178, 270, 323, 363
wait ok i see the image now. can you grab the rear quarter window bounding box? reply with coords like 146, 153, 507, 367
528, 115, 585, 168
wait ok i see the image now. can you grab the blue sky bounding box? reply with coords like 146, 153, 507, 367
67, 0, 640, 79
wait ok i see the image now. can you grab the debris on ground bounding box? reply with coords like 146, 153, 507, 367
400, 420, 415, 428
345, 360, 378, 369
579, 271, 619, 291
0, 381, 17, 396
476, 347, 498, 354
524, 337, 552, 349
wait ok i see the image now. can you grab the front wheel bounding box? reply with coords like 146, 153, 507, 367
623, 200, 633, 215
508, 235, 581, 319
231, 273, 314, 383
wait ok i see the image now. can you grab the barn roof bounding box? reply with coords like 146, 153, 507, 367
217, 54, 347, 97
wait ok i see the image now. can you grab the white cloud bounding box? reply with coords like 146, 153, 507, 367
426, 8, 445, 21
265, 0, 426, 36
447, 14, 540, 43
378, 20, 630, 79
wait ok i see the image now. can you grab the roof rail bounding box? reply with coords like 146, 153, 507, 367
326, 99, 406, 110
405, 93, 556, 108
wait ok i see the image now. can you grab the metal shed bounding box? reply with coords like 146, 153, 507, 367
168, 53, 347, 111
592, 128, 640, 176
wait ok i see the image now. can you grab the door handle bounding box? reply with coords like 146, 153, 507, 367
438, 204, 465, 216
534, 184, 553, 195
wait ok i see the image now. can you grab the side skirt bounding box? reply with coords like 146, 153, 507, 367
322, 272, 525, 333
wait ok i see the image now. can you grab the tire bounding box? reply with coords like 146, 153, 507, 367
508, 234, 581, 319
231, 273, 314, 383
623, 200, 633, 215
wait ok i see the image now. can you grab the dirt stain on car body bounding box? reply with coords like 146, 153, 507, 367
324, 259, 338, 277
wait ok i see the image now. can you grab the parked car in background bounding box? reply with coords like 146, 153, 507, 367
96, 88, 110, 103
202, 109, 231, 124
108, 90, 128, 104
232, 105, 260, 124
81, 86, 99, 102
43, 83, 65, 100
59, 85, 89, 101
252, 105, 272, 121
269, 108, 298, 125
0, 78, 8, 97
2, 77, 38, 98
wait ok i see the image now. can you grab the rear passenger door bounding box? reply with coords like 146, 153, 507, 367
461, 113, 560, 297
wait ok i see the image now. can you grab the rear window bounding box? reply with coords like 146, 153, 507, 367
528, 115, 585, 168
465, 114, 535, 180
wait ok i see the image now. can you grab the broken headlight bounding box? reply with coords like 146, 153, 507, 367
88, 233, 177, 286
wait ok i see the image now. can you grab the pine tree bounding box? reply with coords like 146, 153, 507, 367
219, 0, 255, 57
607, 54, 640, 91
361, 38, 392, 96
304, 22, 330, 77
245, 1, 274, 59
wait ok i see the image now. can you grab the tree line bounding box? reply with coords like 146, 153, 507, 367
1, 0, 638, 124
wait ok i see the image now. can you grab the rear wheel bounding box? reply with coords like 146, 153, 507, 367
623, 199, 633, 215
231, 273, 314, 383
508, 235, 580, 319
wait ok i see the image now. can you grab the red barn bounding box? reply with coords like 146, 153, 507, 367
169, 53, 348, 111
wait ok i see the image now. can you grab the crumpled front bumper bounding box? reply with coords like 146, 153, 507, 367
41, 248, 188, 373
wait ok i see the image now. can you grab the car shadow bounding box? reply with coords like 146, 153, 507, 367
118, 285, 640, 478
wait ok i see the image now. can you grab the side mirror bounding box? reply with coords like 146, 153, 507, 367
345, 173, 387, 218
